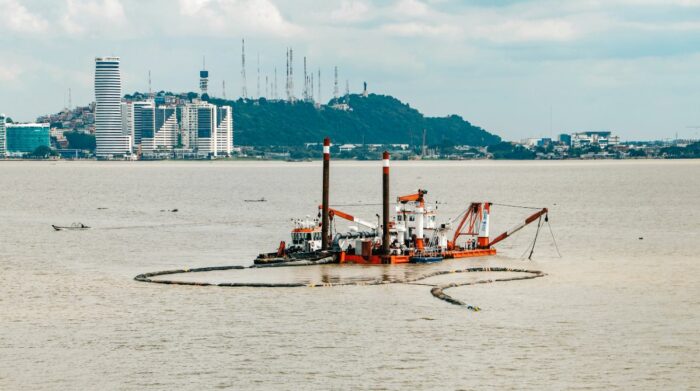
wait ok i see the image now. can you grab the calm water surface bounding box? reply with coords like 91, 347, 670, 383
0, 160, 698, 390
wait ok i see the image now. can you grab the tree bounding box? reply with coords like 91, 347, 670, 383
64, 131, 96, 151
32, 145, 57, 158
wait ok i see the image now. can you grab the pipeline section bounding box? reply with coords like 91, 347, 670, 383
134, 263, 545, 311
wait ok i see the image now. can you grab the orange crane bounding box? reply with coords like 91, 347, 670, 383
318, 205, 378, 230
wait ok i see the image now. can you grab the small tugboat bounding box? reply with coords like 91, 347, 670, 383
256, 137, 549, 266
52, 223, 90, 231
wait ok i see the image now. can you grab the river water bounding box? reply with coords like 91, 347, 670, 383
0, 160, 698, 390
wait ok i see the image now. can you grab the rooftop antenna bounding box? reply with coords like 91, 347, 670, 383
345, 79, 350, 98
265, 75, 269, 98
222, 80, 226, 99
333, 66, 339, 100
241, 39, 248, 99
303, 56, 308, 101
257, 53, 261, 98
318, 68, 321, 104
289, 48, 294, 101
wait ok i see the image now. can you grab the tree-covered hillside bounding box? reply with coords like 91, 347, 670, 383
207, 94, 501, 147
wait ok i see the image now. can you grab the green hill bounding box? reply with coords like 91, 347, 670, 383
207, 94, 501, 147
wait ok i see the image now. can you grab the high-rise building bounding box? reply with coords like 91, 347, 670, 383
5, 123, 50, 153
132, 100, 155, 148
181, 102, 233, 157
154, 106, 178, 150
121, 101, 133, 147
0, 113, 6, 156
216, 105, 233, 155
94, 57, 130, 157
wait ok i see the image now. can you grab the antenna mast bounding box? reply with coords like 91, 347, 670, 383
257, 53, 260, 99
303, 56, 308, 101
333, 66, 339, 100
318, 69, 321, 104
222, 80, 226, 99
289, 48, 294, 101
241, 39, 247, 99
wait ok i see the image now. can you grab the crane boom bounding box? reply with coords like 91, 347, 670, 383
489, 208, 548, 247
319, 205, 378, 230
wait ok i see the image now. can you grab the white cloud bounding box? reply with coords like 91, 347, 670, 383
330, 0, 372, 22
177, 0, 301, 36
0, 0, 49, 33
393, 0, 429, 17
0, 64, 22, 82
61, 0, 128, 35
381, 21, 460, 37
475, 18, 579, 43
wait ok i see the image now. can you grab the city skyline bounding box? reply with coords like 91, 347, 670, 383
2, 0, 700, 141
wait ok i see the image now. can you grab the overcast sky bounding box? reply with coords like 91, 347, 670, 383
1, 0, 700, 140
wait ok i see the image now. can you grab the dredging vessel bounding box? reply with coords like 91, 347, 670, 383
255, 137, 548, 265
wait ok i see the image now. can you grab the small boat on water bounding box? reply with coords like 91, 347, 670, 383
245, 198, 267, 203
52, 223, 90, 231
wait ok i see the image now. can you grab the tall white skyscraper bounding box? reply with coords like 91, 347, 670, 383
94, 57, 130, 157
0, 113, 6, 156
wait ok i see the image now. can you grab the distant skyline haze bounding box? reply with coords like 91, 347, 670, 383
1, 0, 700, 141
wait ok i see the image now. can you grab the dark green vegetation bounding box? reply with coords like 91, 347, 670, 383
64, 131, 96, 151
487, 142, 536, 159
660, 141, 700, 158
31, 145, 57, 158
207, 94, 501, 147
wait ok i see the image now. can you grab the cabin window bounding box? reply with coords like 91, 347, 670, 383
397, 216, 402, 221
409, 216, 415, 222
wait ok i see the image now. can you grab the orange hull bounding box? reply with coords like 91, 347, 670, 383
340, 252, 411, 265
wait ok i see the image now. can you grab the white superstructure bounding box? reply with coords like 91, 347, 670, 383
94, 57, 130, 157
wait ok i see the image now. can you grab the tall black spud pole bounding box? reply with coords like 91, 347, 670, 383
321, 137, 330, 251
382, 151, 390, 260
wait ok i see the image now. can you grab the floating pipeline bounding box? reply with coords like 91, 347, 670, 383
135, 262, 546, 311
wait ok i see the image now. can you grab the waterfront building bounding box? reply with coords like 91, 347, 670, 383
216, 105, 233, 155
181, 102, 233, 157
132, 100, 155, 149
121, 101, 133, 147
571, 131, 620, 148
5, 123, 50, 153
151, 105, 178, 151
558, 134, 572, 146
95, 57, 130, 157
0, 113, 5, 155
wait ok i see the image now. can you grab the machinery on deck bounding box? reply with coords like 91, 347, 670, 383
255, 138, 549, 265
